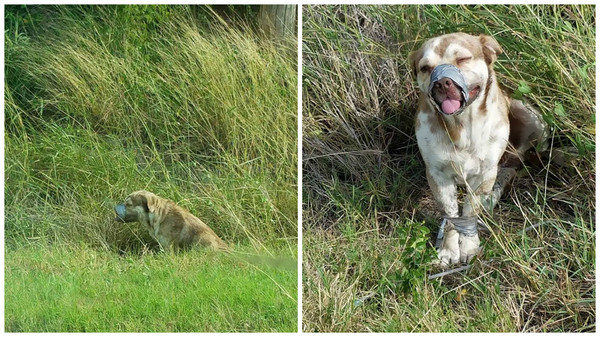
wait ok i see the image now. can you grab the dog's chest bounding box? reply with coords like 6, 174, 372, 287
416, 109, 508, 182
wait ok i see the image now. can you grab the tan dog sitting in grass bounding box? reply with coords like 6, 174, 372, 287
409, 33, 547, 266
115, 190, 229, 252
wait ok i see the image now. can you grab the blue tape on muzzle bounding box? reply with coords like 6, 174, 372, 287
428, 64, 470, 115
115, 204, 126, 220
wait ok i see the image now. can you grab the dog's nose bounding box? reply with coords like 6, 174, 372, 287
435, 77, 454, 89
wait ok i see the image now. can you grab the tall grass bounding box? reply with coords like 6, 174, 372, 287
302, 5, 594, 332
5, 5, 297, 251
5, 5, 298, 332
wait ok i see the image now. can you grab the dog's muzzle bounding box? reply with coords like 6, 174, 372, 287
428, 64, 470, 116
114, 204, 127, 222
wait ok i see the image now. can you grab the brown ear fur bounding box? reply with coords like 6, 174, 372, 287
480, 35, 502, 65
130, 190, 160, 214
145, 193, 160, 214
408, 47, 424, 78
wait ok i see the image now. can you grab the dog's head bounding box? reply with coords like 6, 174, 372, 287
114, 190, 160, 223
409, 32, 502, 116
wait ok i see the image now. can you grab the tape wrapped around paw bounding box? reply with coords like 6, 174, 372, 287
449, 217, 479, 236
436, 216, 479, 249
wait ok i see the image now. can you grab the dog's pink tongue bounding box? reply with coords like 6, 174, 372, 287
441, 99, 461, 114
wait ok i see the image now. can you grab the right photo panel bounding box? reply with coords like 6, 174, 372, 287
302, 5, 595, 332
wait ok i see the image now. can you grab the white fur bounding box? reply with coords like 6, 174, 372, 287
413, 33, 510, 265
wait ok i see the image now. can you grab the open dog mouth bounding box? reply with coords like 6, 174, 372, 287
428, 64, 480, 116
436, 85, 481, 115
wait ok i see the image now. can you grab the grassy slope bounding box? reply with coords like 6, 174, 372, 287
302, 5, 595, 332
5, 5, 297, 332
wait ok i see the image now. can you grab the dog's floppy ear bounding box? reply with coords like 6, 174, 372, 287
145, 193, 160, 214
408, 46, 424, 78
129, 190, 159, 214
480, 35, 502, 65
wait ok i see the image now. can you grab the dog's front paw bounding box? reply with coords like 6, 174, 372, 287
459, 233, 481, 263
436, 228, 460, 267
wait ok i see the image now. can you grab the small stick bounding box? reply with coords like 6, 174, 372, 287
353, 292, 376, 307
428, 259, 494, 280
428, 265, 471, 280
517, 222, 544, 235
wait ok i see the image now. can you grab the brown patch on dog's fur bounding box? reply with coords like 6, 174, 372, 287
426, 112, 463, 144
459, 34, 484, 60
433, 35, 454, 59
478, 71, 495, 116
480, 34, 503, 65
436, 33, 486, 62
439, 115, 463, 143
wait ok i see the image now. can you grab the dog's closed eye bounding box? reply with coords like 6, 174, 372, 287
456, 56, 472, 64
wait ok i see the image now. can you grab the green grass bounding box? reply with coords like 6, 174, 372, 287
302, 5, 595, 332
5, 5, 297, 332
5, 243, 297, 332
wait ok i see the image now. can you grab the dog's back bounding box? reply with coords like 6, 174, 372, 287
170, 204, 230, 251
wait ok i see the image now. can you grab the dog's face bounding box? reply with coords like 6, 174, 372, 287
409, 32, 502, 115
114, 190, 154, 223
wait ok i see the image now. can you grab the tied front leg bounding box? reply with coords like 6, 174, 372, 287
437, 217, 480, 265
458, 167, 503, 264
436, 218, 460, 267
426, 171, 462, 267
451, 216, 481, 263
459, 167, 516, 262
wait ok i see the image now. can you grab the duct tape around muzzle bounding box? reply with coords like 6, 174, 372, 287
115, 204, 126, 219
435, 216, 480, 249
428, 64, 470, 111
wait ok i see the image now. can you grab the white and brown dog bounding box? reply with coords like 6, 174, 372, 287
115, 190, 230, 252
409, 33, 547, 266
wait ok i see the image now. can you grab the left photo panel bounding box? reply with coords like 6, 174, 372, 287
5, 5, 298, 332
